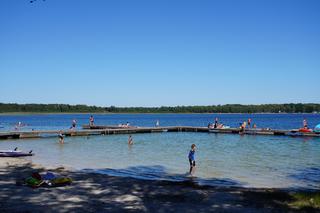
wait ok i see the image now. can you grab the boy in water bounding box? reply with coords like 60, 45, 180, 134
128, 135, 133, 145
188, 144, 196, 175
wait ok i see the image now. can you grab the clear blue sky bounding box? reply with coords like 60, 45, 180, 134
0, 0, 319, 107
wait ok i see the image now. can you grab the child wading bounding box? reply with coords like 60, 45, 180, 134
188, 144, 196, 175
128, 135, 133, 145
58, 131, 64, 144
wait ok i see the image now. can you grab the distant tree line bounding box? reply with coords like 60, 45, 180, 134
0, 103, 320, 113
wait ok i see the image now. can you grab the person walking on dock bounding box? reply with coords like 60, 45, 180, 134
303, 119, 308, 129
70, 119, 77, 130
188, 144, 196, 175
248, 118, 252, 128
214, 117, 218, 128
89, 115, 94, 126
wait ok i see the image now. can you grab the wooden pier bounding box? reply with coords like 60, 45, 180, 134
0, 125, 319, 140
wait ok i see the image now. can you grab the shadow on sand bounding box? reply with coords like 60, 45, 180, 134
83, 165, 242, 188
287, 167, 320, 191
0, 162, 319, 213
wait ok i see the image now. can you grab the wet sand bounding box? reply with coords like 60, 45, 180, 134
0, 158, 317, 213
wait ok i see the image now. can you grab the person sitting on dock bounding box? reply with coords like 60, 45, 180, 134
14, 121, 24, 131
89, 115, 94, 126
239, 121, 247, 133
299, 119, 313, 132
217, 123, 224, 129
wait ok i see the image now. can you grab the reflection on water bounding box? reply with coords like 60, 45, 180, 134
0, 132, 319, 189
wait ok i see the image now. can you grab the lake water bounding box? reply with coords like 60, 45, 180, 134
0, 113, 319, 189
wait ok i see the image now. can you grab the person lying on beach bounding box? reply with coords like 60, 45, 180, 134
188, 144, 196, 175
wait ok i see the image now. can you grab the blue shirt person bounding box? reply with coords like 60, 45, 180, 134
188, 144, 196, 175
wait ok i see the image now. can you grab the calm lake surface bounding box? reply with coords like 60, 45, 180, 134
0, 113, 319, 189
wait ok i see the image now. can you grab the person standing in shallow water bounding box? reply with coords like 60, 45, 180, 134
188, 144, 196, 175
128, 135, 133, 145
58, 131, 64, 144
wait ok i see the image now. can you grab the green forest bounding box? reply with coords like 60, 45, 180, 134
0, 103, 320, 113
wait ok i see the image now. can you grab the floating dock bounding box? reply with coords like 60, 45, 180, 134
0, 125, 319, 140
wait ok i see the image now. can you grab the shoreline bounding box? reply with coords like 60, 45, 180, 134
0, 158, 319, 212
0, 112, 319, 115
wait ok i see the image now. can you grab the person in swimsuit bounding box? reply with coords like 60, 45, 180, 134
89, 115, 94, 126
248, 118, 251, 128
303, 119, 308, 129
128, 135, 133, 145
70, 119, 77, 129
58, 131, 64, 144
239, 121, 247, 134
214, 117, 218, 129
188, 144, 196, 175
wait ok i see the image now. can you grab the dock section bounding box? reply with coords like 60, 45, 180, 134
0, 126, 319, 140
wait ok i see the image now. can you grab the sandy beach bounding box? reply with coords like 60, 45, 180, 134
0, 158, 318, 213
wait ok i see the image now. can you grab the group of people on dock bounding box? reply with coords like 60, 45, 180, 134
208, 117, 257, 130
208, 118, 225, 129
208, 117, 319, 134
118, 122, 131, 128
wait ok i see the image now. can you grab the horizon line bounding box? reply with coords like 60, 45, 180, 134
1, 102, 320, 108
